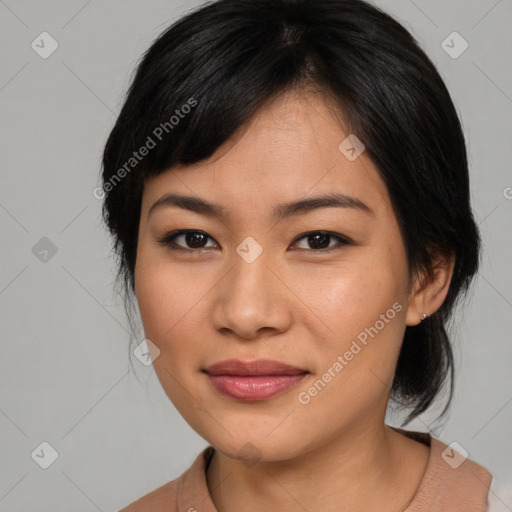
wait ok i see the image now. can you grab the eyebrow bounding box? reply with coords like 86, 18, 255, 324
147, 192, 374, 221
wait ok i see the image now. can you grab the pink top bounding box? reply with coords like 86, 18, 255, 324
119, 429, 492, 511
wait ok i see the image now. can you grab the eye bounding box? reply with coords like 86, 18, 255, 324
291, 230, 352, 252
157, 229, 351, 253
157, 230, 218, 251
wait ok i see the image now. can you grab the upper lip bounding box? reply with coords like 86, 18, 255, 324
204, 359, 308, 376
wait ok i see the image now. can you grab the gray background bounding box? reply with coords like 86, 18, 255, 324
1, 0, 511, 510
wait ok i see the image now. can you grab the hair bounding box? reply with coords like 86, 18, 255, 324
100, 0, 481, 424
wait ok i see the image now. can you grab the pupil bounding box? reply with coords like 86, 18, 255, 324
187, 232, 206, 248
309, 232, 329, 249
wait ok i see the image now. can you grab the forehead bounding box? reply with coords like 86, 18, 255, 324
141, 90, 392, 223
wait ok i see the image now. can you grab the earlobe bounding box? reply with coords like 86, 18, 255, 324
405, 253, 455, 326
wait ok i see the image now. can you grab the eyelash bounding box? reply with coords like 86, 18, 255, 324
156, 230, 352, 253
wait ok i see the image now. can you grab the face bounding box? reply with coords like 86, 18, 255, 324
134, 89, 418, 462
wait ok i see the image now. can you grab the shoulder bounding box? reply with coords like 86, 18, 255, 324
118, 446, 215, 512
390, 427, 493, 511
405, 435, 493, 512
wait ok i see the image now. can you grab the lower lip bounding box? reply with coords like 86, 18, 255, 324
206, 373, 307, 401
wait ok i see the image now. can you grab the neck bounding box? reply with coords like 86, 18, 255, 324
206, 423, 429, 512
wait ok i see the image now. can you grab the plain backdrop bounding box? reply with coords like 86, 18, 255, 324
1, 0, 511, 510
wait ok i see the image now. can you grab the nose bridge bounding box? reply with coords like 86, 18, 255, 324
229, 234, 272, 294
231, 244, 270, 294
212, 241, 290, 338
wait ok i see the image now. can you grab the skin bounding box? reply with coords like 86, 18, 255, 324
133, 88, 455, 512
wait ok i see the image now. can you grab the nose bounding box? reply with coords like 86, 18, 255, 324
210, 250, 292, 341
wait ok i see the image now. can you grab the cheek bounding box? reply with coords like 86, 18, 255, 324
134, 256, 208, 406
135, 266, 171, 344
299, 258, 403, 334
297, 253, 407, 385
292, 268, 406, 427
135, 249, 206, 346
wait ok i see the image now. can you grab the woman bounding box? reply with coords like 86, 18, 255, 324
100, 0, 493, 510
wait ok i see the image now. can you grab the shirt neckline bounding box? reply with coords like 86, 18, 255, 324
177, 428, 477, 512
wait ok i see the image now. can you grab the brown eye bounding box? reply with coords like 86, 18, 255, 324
292, 231, 351, 252
158, 230, 218, 251
157, 229, 351, 253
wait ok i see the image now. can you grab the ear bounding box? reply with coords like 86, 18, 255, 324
405, 252, 455, 326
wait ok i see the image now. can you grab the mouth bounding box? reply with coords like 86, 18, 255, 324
203, 359, 309, 402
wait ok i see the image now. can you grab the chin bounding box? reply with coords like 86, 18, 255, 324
199, 426, 314, 465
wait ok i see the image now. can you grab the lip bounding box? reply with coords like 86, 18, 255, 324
203, 359, 308, 402
204, 358, 307, 376
206, 374, 307, 401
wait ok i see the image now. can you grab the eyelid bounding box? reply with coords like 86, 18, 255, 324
157, 230, 218, 251
290, 231, 352, 251
157, 229, 353, 253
